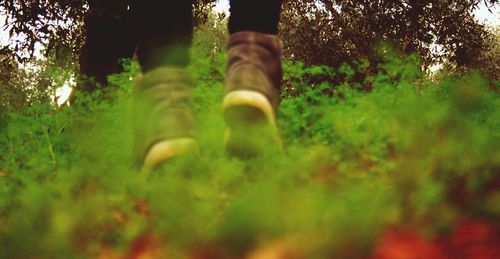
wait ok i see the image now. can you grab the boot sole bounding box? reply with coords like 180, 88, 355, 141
223, 90, 282, 158
141, 138, 198, 174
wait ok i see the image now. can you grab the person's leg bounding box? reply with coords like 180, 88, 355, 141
130, 0, 197, 171
224, 0, 283, 157
130, 0, 193, 72
228, 0, 281, 35
79, 0, 137, 91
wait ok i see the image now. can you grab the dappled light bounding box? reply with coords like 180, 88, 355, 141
55, 80, 74, 107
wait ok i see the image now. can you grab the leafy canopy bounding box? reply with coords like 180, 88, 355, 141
280, 0, 497, 71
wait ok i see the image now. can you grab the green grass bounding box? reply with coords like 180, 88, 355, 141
0, 54, 498, 258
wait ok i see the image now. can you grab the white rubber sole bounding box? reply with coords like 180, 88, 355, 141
223, 90, 277, 127
141, 138, 198, 173
223, 90, 282, 157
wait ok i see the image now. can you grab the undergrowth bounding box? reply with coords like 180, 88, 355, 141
0, 51, 498, 258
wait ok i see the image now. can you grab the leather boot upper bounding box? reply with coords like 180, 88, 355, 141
133, 67, 197, 166
226, 31, 283, 113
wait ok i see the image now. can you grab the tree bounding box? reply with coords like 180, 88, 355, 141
0, 0, 218, 64
464, 26, 500, 83
280, 0, 498, 76
0, 0, 219, 108
0, 0, 87, 64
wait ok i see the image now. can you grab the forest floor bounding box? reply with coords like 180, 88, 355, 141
0, 61, 499, 258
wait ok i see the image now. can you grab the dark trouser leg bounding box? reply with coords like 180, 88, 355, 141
79, 0, 136, 91
130, 0, 194, 72
129, 0, 197, 170
228, 0, 282, 34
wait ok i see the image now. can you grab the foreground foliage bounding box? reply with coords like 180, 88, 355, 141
0, 53, 499, 258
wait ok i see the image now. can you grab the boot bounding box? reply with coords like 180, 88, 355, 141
133, 67, 198, 173
223, 31, 283, 157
